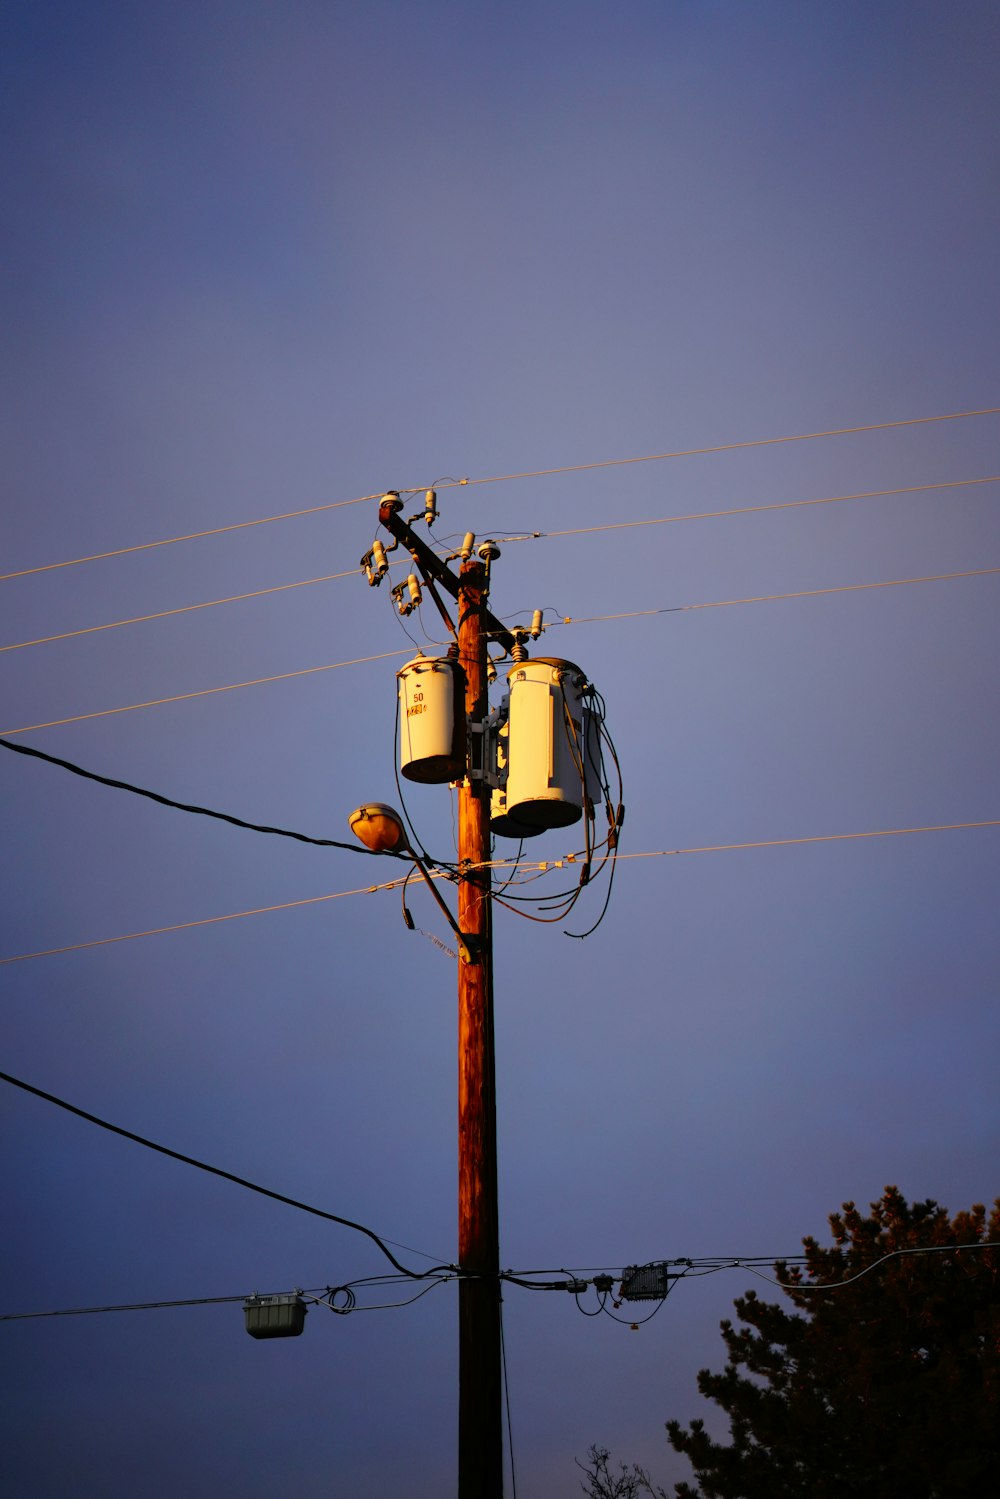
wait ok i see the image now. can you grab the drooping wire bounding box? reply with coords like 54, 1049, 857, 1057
493, 839, 525, 896
0, 1070, 455, 1279
0, 736, 404, 859
572, 1286, 609, 1318
324, 1277, 454, 1312
564, 704, 625, 939
600, 1272, 686, 1327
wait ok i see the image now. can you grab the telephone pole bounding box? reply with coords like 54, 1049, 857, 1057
354, 494, 619, 1495
363, 497, 509, 1496
456, 558, 503, 1497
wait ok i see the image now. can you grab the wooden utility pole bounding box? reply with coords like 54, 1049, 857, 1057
456, 557, 503, 1498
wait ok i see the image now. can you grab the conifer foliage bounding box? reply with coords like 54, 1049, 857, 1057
664, 1187, 1000, 1497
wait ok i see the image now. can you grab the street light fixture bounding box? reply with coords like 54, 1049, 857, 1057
347, 802, 477, 964
347, 801, 408, 855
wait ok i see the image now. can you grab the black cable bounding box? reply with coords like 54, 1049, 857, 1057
0, 737, 403, 859
493, 839, 524, 896
0, 1070, 454, 1280
572, 1288, 608, 1318
348, 1278, 452, 1312
564, 852, 618, 940
601, 1276, 681, 1327
499, 1290, 518, 1499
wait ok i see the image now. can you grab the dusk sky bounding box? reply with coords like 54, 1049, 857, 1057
2, 3, 998, 1495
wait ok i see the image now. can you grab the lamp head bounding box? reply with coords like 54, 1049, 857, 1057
348, 802, 409, 855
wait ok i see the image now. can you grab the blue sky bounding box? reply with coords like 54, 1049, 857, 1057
2, 3, 999, 1494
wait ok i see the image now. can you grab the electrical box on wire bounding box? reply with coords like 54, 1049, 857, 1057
397, 653, 466, 784
490, 658, 603, 839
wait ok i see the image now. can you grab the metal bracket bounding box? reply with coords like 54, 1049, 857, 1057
467, 714, 502, 788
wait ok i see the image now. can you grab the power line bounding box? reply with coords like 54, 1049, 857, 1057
0, 648, 410, 737
0, 1274, 459, 1324
413, 407, 1000, 493
0, 880, 408, 966
513, 474, 1000, 544
0, 1069, 454, 1280
731, 1241, 1000, 1293
5, 475, 995, 656
0, 1293, 252, 1322
604, 822, 1000, 859
5, 407, 996, 584
545, 566, 1000, 630
6, 1242, 995, 1326
0, 735, 399, 857
0, 567, 360, 654
5, 564, 994, 739
0, 494, 382, 582
3, 820, 996, 967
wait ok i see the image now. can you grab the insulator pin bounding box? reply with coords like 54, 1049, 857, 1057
391, 574, 423, 616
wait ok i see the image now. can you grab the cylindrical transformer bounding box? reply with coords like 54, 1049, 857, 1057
491, 658, 595, 836
397, 654, 466, 783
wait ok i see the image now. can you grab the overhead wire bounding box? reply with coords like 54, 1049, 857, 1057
1, 648, 410, 737
403, 407, 1000, 493
0, 1069, 454, 1279
606, 821, 1000, 860
1, 1273, 457, 1324
495, 474, 1000, 546
0, 882, 408, 966
0, 1292, 260, 1322
725, 1241, 1000, 1292
0, 567, 361, 654
7, 563, 994, 739
325, 1278, 454, 1312
5, 406, 996, 584
2, 820, 997, 967
3, 474, 995, 656
7, 1241, 996, 1326
546, 566, 1000, 630
0, 735, 405, 857
0, 493, 383, 582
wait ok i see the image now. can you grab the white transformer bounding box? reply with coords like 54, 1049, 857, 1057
490, 658, 601, 838
397, 654, 466, 784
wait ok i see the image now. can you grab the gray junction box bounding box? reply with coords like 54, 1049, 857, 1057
620, 1264, 671, 1301
243, 1293, 307, 1339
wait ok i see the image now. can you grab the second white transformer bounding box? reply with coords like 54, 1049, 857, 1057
490, 657, 600, 839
